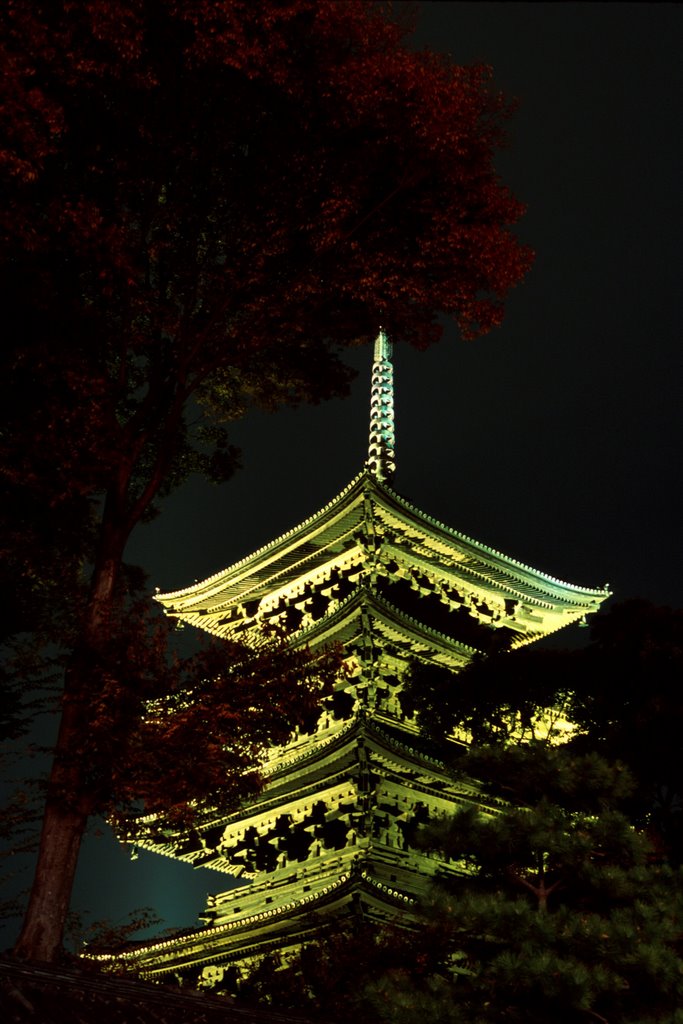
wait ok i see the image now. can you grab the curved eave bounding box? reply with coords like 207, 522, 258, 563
91, 871, 420, 977
291, 586, 479, 660
172, 572, 593, 654
373, 475, 610, 607
172, 585, 482, 662
156, 472, 368, 609
156, 470, 610, 621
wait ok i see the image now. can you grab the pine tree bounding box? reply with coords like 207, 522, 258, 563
410, 745, 683, 1023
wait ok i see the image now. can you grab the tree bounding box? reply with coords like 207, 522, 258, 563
402, 601, 683, 861
402, 647, 580, 748
2, 1, 532, 962
408, 746, 683, 1024
570, 602, 683, 809
238, 920, 458, 1024
241, 747, 683, 1024
93, 606, 343, 829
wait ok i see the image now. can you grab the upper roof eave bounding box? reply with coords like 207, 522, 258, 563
156, 469, 610, 612
374, 475, 610, 602
155, 470, 368, 606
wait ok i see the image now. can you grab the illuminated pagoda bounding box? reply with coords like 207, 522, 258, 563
102, 332, 609, 988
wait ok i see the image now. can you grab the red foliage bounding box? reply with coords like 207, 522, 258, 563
111, 622, 344, 823
1, 1, 530, 360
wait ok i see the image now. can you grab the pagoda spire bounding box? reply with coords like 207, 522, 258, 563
366, 328, 396, 483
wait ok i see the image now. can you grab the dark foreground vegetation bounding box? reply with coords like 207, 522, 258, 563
0, 956, 314, 1024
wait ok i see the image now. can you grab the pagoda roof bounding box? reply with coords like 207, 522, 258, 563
99, 712, 499, 981
156, 469, 609, 648
90, 865, 425, 980
130, 713, 505, 875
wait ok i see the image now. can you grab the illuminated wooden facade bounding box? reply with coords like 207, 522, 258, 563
100, 333, 609, 986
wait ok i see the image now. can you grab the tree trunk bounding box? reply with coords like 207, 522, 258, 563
13, 691, 93, 961
14, 510, 128, 962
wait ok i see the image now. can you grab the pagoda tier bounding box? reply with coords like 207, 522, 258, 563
102, 715, 506, 983
97, 333, 610, 988
156, 469, 608, 663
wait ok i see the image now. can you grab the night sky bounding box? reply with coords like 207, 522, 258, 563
5, 3, 682, 951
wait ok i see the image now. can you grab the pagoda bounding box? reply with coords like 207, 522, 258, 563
99, 332, 609, 988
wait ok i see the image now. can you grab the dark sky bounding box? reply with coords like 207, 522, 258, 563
5, 2, 682, 951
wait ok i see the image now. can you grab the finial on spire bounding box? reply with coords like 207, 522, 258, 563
366, 327, 396, 483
